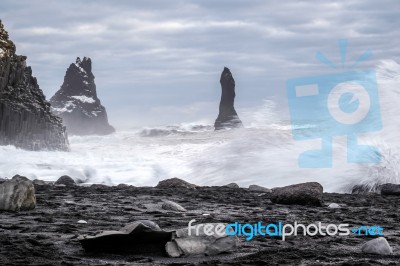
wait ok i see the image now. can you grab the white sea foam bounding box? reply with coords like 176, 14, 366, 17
0, 60, 399, 192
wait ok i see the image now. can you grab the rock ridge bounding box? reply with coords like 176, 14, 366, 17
0, 20, 69, 151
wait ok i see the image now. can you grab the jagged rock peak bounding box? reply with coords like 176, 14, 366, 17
214, 67, 243, 130
0, 20, 69, 151
221, 67, 234, 85
50, 56, 115, 136
75, 56, 92, 73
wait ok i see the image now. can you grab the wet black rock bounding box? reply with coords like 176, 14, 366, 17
214, 67, 243, 130
78, 220, 171, 254
54, 175, 76, 187
0, 20, 69, 151
50, 57, 115, 136
156, 177, 197, 189
270, 182, 323, 206
380, 183, 400, 196
223, 182, 239, 188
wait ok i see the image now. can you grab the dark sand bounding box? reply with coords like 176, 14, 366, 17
0, 184, 399, 265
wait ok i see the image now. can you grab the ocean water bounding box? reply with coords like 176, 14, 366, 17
0, 60, 399, 192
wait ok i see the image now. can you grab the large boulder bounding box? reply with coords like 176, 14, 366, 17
362, 237, 392, 255
0, 20, 69, 151
223, 183, 239, 188
270, 182, 323, 206
214, 67, 243, 130
50, 57, 115, 136
55, 175, 76, 187
0, 175, 36, 211
380, 183, 400, 196
165, 223, 238, 257
156, 177, 197, 189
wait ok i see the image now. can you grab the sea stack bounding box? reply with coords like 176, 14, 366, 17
50, 57, 115, 135
0, 20, 69, 151
214, 67, 243, 130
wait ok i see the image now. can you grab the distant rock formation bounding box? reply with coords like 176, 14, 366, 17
50, 57, 115, 135
214, 67, 243, 130
0, 20, 69, 151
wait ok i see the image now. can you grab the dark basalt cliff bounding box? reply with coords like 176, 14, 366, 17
50, 57, 115, 136
0, 20, 69, 151
214, 67, 243, 130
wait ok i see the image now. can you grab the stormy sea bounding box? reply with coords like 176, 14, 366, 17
1, 60, 399, 193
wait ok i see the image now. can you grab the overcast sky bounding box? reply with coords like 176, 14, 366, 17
1, 0, 399, 128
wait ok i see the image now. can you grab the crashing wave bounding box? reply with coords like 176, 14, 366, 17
139, 124, 213, 137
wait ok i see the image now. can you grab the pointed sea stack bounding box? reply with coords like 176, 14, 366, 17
50, 57, 115, 135
214, 67, 243, 130
0, 20, 69, 151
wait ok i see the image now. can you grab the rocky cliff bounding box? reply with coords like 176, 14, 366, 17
50, 57, 115, 135
214, 67, 243, 130
0, 20, 69, 151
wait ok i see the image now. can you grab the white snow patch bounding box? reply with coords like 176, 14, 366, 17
71, 95, 95, 104
83, 80, 89, 85
75, 64, 87, 74
91, 111, 100, 117
52, 101, 76, 113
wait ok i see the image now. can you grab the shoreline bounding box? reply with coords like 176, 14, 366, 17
0, 179, 399, 265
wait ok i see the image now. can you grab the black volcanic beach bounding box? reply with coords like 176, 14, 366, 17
0, 180, 399, 265
1, 1, 400, 265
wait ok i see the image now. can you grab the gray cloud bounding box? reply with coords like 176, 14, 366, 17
1, 0, 399, 127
